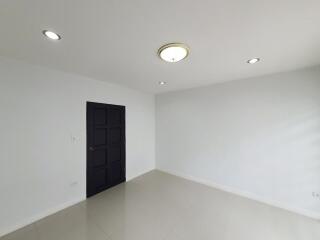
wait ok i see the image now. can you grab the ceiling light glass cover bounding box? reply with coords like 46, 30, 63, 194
158, 43, 189, 63
42, 30, 61, 40
247, 58, 260, 64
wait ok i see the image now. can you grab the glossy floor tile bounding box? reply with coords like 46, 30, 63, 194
1, 170, 320, 240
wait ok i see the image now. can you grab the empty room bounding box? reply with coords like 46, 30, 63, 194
1, 0, 320, 239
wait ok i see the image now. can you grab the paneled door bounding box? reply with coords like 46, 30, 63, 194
86, 102, 125, 197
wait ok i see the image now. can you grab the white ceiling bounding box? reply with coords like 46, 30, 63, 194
0, 0, 320, 93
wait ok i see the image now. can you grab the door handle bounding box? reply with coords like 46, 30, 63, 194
89, 147, 95, 151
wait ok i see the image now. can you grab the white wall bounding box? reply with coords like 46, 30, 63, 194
0, 57, 155, 236
156, 66, 320, 218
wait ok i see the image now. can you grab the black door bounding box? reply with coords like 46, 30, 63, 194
86, 102, 126, 197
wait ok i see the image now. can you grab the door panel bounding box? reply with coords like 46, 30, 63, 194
108, 146, 121, 162
92, 149, 107, 167
87, 102, 126, 197
94, 108, 107, 124
108, 108, 122, 125
94, 128, 107, 145
109, 161, 122, 183
108, 128, 121, 144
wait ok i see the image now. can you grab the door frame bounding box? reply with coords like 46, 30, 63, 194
86, 101, 126, 197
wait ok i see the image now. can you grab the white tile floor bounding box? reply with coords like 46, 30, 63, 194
1, 170, 320, 240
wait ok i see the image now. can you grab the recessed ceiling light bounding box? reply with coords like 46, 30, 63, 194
158, 43, 189, 63
247, 58, 260, 64
42, 30, 61, 40
158, 81, 166, 85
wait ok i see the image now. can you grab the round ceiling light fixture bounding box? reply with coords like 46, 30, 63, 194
158, 81, 166, 85
42, 30, 61, 40
247, 58, 260, 64
158, 43, 189, 63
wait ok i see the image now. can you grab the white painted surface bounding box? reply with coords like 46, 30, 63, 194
0, 57, 155, 236
156, 66, 320, 217
0, 0, 320, 93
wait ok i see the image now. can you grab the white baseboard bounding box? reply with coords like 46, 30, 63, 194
157, 168, 320, 220
0, 197, 85, 238
127, 166, 156, 181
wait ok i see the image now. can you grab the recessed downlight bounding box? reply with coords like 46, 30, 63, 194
158, 81, 166, 85
247, 58, 260, 64
42, 30, 61, 40
158, 43, 189, 63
